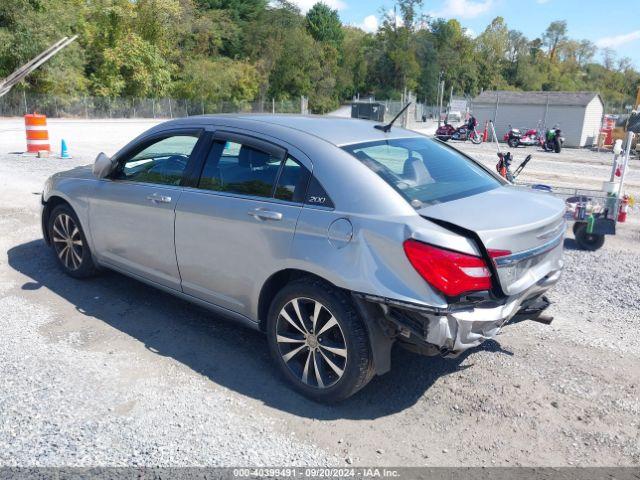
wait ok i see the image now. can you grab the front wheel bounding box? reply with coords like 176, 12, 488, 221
470, 132, 482, 144
48, 204, 98, 278
267, 278, 374, 402
507, 138, 519, 148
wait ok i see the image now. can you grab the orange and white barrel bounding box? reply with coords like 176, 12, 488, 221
24, 113, 50, 153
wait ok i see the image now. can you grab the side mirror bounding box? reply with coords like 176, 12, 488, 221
93, 152, 114, 178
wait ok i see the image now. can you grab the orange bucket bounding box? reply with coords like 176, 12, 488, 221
24, 113, 50, 153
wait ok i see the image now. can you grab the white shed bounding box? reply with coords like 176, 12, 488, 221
471, 91, 604, 148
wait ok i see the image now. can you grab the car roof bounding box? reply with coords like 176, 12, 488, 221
159, 114, 424, 147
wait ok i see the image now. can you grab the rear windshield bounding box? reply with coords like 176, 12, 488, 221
341, 137, 500, 207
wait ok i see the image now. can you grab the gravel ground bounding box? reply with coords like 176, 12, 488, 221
0, 117, 639, 467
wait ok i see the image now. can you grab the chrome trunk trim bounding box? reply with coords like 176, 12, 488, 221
492, 228, 565, 267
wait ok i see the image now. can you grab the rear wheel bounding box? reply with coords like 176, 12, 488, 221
554, 140, 562, 153
267, 278, 374, 402
574, 223, 605, 251
48, 204, 98, 278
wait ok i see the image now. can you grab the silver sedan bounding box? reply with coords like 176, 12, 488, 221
41, 115, 565, 402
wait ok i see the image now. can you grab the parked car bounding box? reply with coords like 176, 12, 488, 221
446, 111, 462, 124
41, 115, 566, 402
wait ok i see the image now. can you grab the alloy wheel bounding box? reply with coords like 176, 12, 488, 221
275, 297, 347, 389
51, 213, 84, 271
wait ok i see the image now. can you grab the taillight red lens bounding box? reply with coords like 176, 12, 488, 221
488, 249, 512, 259
403, 239, 493, 297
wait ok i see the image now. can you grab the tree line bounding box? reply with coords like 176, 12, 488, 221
1, 0, 638, 113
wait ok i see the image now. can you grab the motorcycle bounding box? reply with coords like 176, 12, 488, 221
495, 151, 533, 182
436, 123, 483, 144
543, 127, 564, 153
503, 125, 541, 148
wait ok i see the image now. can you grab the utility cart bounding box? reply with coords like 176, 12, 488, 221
515, 132, 635, 251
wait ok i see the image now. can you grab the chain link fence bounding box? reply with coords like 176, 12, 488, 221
0, 89, 307, 118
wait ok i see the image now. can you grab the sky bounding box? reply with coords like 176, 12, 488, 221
289, 0, 640, 68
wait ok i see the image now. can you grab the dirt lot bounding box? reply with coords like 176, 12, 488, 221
1, 118, 639, 467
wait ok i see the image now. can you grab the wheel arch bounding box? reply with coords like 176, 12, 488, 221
257, 269, 331, 331
257, 268, 394, 376
42, 195, 73, 245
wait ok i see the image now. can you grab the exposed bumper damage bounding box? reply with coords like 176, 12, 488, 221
355, 268, 562, 372
427, 281, 556, 356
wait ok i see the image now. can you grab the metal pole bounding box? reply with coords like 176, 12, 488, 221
618, 132, 634, 196
609, 151, 620, 182
272, 98, 275, 114
438, 81, 444, 127
543, 94, 550, 130
23, 89, 27, 114
490, 121, 501, 153
492, 93, 499, 141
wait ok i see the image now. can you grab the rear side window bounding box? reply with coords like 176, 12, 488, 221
342, 137, 499, 207
199, 140, 281, 198
198, 140, 311, 204
274, 156, 310, 203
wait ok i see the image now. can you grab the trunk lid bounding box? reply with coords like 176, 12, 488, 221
418, 185, 566, 296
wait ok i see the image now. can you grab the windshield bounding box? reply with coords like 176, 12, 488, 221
341, 137, 500, 207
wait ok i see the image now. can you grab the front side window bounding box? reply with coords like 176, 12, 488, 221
342, 137, 500, 207
117, 134, 198, 186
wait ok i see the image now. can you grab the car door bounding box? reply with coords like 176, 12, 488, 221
89, 129, 207, 290
174, 130, 311, 319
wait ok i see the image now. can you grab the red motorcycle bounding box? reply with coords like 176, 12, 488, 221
436, 123, 483, 144
503, 125, 541, 148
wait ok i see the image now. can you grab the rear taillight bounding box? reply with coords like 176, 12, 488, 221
487, 249, 512, 262
403, 239, 495, 297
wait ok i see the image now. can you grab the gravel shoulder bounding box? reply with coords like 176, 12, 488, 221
0, 119, 639, 467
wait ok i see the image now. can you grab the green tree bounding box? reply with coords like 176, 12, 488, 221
175, 56, 259, 105
542, 20, 567, 61
91, 33, 172, 97
476, 17, 509, 89
305, 3, 343, 48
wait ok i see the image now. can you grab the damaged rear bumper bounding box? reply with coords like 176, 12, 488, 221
355, 268, 561, 362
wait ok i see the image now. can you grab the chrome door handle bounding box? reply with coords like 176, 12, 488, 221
248, 208, 283, 221
146, 194, 172, 204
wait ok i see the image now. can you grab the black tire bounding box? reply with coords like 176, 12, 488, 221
554, 139, 562, 153
48, 204, 98, 278
574, 223, 605, 251
266, 278, 374, 403
572, 221, 582, 235
507, 138, 519, 148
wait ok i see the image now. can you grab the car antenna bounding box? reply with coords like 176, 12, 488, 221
374, 102, 411, 133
